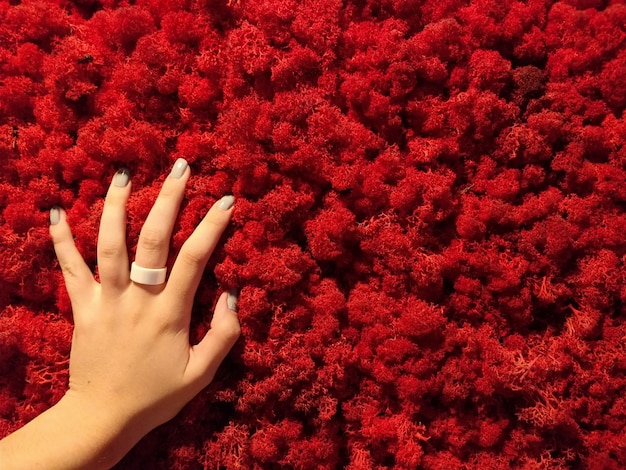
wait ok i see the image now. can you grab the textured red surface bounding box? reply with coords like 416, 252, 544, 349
1, 0, 626, 468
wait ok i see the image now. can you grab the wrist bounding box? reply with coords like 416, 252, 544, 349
56, 391, 151, 468
0, 392, 151, 470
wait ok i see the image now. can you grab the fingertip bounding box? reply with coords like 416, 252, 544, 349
106, 169, 132, 204
215, 290, 239, 317
227, 288, 239, 313
212, 291, 241, 338
49, 207, 69, 239
217, 195, 235, 211
50, 206, 62, 226
202, 196, 234, 231
168, 158, 189, 180
112, 168, 131, 188
216, 290, 228, 307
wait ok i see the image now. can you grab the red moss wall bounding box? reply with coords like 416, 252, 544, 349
1, 0, 626, 468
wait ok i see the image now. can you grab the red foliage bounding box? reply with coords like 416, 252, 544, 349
1, 0, 626, 468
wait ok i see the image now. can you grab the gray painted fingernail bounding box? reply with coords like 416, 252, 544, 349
218, 195, 235, 211
169, 158, 188, 179
227, 289, 239, 312
50, 207, 61, 225
113, 168, 130, 187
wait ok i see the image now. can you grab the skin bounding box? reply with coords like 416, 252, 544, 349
0, 161, 241, 469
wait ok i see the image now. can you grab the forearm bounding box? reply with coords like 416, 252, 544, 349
0, 392, 145, 470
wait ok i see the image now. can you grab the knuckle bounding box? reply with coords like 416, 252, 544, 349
203, 213, 226, 230
139, 228, 165, 253
60, 260, 80, 280
180, 247, 207, 268
98, 243, 124, 260
159, 180, 179, 199
105, 188, 127, 205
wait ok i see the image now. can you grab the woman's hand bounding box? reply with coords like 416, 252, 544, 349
0, 159, 240, 469
54, 158, 240, 427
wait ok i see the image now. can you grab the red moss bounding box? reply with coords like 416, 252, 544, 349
2, 0, 626, 468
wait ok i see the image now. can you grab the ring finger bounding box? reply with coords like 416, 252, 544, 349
134, 158, 189, 286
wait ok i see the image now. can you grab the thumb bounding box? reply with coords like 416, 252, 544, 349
185, 290, 241, 387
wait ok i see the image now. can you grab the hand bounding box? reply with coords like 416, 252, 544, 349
45, 159, 240, 463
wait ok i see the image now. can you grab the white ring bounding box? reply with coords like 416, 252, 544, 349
130, 262, 167, 285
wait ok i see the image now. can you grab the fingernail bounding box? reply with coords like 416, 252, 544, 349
218, 195, 235, 211
227, 289, 239, 312
50, 207, 61, 225
113, 168, 130, 187
169, 158, 188, 179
